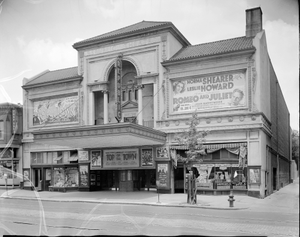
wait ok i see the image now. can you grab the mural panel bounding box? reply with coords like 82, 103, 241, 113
171, 72, 246, 113
33, 95, 79, 125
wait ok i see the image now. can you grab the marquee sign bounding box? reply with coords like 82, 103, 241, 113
171, 72, 246, 113
103, 149, 139, 168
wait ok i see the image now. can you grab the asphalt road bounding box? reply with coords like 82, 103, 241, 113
0, 198, 298, 236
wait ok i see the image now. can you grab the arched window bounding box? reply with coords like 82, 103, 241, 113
128, 90, 131, 101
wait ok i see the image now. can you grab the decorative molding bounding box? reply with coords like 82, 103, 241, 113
239, 116, 245, 121
161, 41, 167, 61
217, 117, 222, 123
251, 115, 256, 121
228, 117, 233, 122
206, 118, 211, 124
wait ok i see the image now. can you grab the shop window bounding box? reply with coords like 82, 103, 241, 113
201, 153, 212, 160
57, 151, 63, 164
42, 152, 47, 164
212, 150, 220, 160
69, 150, 78, 163
63, 151, 69, 163
47, 152, 52, 164
220, 149, 238, 160
65, 167, 79, 187
53, 168, 65, 187
231, 167, 247, 189
31, 152, 43, 164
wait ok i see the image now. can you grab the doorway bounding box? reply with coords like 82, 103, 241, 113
174, 167, 184, 193
33, 168, 42, 191
273, 168, 277, 191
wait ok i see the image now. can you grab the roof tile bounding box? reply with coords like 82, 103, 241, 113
167, 36, 254, 62
73, 21, 172, 47
25, 67, 80, 87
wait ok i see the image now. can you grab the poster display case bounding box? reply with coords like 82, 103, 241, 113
156, 162, 170, 190
248, 166, 261, 185
79, 164, 89, 190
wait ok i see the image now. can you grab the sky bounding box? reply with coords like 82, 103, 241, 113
0, 0, 298, 130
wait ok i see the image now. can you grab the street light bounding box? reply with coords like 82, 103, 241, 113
4, 173, 8, 196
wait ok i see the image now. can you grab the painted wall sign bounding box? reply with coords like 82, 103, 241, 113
115, 56, 122, 122
171, 72, 246, 113
33, 95, 79, 125
103, 149, 139, 168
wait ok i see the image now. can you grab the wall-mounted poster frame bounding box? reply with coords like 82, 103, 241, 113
90, 150, 102, 169
78, 150, 89, 163
248, 166, 261, 185
156, 147, 169, 160
79, 164, 89, 190
156, 161, 170, 190
141, 148, 154, 167
23, 169, 30, 183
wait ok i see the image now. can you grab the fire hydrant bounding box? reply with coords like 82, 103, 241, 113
228, 190, 235, 207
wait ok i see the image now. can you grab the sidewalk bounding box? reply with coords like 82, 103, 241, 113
0, 178, 298, 212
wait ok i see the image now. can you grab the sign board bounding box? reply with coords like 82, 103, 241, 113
115, 56, 122, 122
103, 149, 139, 168
171, 72, 246, 113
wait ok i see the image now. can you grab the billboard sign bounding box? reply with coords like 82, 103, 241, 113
171, 72, 246, 113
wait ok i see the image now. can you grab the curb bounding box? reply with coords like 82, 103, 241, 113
0, 196, 248, 210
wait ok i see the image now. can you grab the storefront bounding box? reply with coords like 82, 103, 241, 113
172, 143, 248, 195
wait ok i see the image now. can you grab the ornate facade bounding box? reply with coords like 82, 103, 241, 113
21, 7, 291, 198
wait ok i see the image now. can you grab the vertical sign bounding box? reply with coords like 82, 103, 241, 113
115, 55, 122, 122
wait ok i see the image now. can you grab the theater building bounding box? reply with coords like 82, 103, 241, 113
0, 103, 23, 188
22, 7, 291, 198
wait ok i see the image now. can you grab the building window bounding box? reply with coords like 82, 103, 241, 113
0, 120, 3, 139
212, 150, 220, 160
128, 90, 131, 101
135, 90, 138, 100
122, 91, 126, 101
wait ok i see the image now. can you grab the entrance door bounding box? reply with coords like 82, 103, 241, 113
174, 167, 184, 193
273, 168, 277, 191
44, 168, 52, 191
33, 169, 42, 191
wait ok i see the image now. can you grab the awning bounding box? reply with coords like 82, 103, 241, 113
68, 155, 78, 161
32, 123, 166, 149
170, 143, 247, 150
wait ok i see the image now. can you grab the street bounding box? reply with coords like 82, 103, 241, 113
0, 198, 298, 236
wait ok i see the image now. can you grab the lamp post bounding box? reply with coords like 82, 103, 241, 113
4, 173, 8, 196
156, 180, 160, 204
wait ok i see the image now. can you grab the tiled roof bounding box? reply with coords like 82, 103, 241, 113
73, 21, 186, 47
24, 67, 81, 87
166, 36, 255, 62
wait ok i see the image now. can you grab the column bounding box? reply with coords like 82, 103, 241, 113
89, 92, 95, 125
103, 90, 108, 124
137, 85, 143, 125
